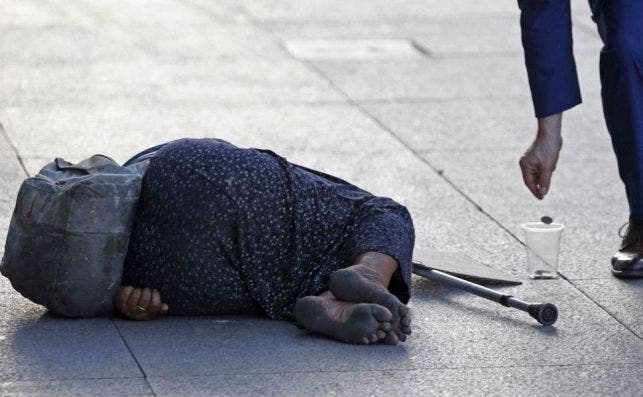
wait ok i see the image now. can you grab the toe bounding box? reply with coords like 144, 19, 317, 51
396, 331, 407, 342
379, 322, 392, 332
401, 315, 411, 327
398, 305, 410, 317
369, 333, 378, 343
383, 331, 399, 345
401, 325, 412, 335
361, 337, 370, 345
377, 330, 387, 339
370, 304, 393, 322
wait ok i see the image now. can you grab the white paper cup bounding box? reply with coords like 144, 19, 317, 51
521, 222, 564, 279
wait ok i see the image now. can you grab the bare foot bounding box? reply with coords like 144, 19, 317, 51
293, 295, 395, 345
329, 264, 411, 341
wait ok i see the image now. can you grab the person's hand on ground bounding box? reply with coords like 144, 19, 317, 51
116, 286, 169, 320
519, 112, 563, 199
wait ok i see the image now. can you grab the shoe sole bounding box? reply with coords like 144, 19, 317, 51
611, 268, 643, 278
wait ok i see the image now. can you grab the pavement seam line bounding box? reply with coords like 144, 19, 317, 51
0, 359, 640, 383
109, 319, 158, 396
137, 360, 643, 379
0, 123, 31, 178
0, 376, 151, 383
564, 277, 642, 341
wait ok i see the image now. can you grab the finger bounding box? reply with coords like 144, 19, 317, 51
127, 288, 142, 308
521, 164, 543, 199
538, 169, 553, 197
146, 289, 163, 317
520, 157, 541, 198
137, 288, 152, 310
116, 286, 134, 313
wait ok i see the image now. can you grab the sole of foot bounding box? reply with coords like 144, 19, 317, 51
329, 264, 411, 340
294, 295, 396, 345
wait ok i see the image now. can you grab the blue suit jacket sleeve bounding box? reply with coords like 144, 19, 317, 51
518, 0, 582, 118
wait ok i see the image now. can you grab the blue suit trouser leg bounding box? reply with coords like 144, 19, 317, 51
595, 0, 643, 219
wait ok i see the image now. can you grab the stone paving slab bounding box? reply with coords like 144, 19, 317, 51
49, 1, 288, 62
111, 23, 288, 62
311, 53, 600, 102
284, 39, 424, 61
362, 97, 611, 154
0, 0, 61, 27
0, 62, 176, 108
0, 24, 142, 65
0, 59, 341, 108
312, 56, 531, 102
0, 294, 142, 381
409, 278, 642, 367
573, 278, 643, 338
114, 279, 642, 378
264, 16, 602, 56
70, 0, 223, 27
0, 104, 400, 163
0, 378, 153, 397
241, 0, 517, 21
0, 21, 287, 65
147, 364, 643, 397
362, 98, 534, 151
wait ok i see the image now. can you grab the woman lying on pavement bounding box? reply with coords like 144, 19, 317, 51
116, 138, 414, 345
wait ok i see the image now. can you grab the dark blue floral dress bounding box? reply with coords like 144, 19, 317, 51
122, 138, 414, 321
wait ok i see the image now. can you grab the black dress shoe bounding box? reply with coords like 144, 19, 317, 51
612, 219, 643, 278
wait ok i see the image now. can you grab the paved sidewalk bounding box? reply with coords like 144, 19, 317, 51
1, 1, 641, 396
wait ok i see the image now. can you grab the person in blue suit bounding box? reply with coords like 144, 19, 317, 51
517, 0, 643, 277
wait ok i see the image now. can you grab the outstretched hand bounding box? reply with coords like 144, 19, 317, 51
519, 113, 563, 200
116, 286, 169, 320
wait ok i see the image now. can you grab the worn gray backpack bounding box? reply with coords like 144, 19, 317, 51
0, 155, 148, 317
